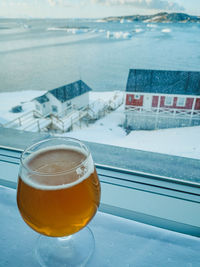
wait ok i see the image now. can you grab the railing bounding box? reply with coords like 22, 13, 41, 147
51, 106, 89, 132
21, 118, 51, 132
3, 110, 43, 128
56, 106, 73, 118
2, 110, 51, 132
125, 106, 200, 120
51, 116, 65, 132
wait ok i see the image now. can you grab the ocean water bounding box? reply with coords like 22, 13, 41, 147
0, 18, 200, 93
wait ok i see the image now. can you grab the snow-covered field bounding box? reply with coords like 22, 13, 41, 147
0, 90, 200, 160
0, 90, 46, 122
65, 106, 200, 160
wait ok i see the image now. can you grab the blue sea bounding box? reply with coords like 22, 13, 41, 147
0, 18, 200, 93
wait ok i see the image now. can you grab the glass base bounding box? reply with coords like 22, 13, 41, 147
35, 226, 95, 267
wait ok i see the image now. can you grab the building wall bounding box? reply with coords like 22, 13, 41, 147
174, 97, 194, 109
159, 96, 194, 109
61, 100, 72, 115
126, 93, 200, 110
34, 100, 51, 116
46, 93, 63, 115
195, 98, 200, 110
48, 92, 89, 116
60, 93, 89, 115
71, 93, 89, 109
126, 94, 143, 106
152, 96, 159, 107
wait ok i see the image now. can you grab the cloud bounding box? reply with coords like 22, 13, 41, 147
90, 0, 185, 11
47, 0, 72, 7
1, 0, 40, 7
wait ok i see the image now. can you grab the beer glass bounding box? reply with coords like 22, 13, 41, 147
17, 137, 101, 267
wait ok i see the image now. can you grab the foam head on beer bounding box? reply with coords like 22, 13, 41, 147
17, 142, 101, 237
21, 145, 94, 188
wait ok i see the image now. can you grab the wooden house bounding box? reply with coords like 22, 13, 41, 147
34, 80, 92, 117
125, 69, 200, 130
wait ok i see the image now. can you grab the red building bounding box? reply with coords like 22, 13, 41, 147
125, 69, 200, 130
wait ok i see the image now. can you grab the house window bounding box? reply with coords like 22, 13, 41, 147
134, 95, 140, 100
36, 105, 40, 111
128, 96, 132, 102
177, 97, 186, 107
52, 105, 58, 113
164, 96, 173, 106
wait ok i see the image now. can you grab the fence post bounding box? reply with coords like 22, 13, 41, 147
18, 117, 22, 126
79, 112, 81, 128
37, 120, 40, 132
155, 107, 159, 129
189, 98, 196, 126
71, 118, 73, 131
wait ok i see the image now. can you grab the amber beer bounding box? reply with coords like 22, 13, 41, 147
17, 146, 101, 237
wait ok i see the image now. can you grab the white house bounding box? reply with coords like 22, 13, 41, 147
33, 80, 92, 117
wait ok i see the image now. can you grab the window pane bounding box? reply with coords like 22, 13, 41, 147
164, 96, 173, 106
52, 105, 58, 113
134, 95, 140, 100
0, 2, 200, 186
177, 97, 186, 107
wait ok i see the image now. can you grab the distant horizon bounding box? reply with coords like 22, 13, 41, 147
0, 10, 200, 20
0, 0, 200, 19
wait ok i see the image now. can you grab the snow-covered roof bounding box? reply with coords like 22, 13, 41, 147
126, 69, 200, 95
48, 80, 92, 103
34, 94, 49, 104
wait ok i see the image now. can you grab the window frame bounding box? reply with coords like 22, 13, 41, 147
134, 94, 140, 100
0, 140, 200, 238
164, 96, 173, 106
51, 105, 58, 113
128, 95, 132, 102
66, 101, 71, 107
176, 97, 186, 107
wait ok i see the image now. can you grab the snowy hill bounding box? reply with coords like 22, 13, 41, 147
103, 12, 200, 23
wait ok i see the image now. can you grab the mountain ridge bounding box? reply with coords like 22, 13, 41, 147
102, 12, 200, 23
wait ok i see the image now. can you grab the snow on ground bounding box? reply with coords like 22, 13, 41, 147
64, 105, 126, 144
0, 90, 47, 123
63, 105, 200, 160
122, 125, 200, 159
0, 90, 200, 160
90, 91, 121, 102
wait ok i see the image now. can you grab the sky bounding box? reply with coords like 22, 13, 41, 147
0, 0, 200, 18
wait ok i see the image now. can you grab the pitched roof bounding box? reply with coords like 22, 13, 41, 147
34, 94, 49, 104
126, 69, 200, 95
48, 80, 92, 103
